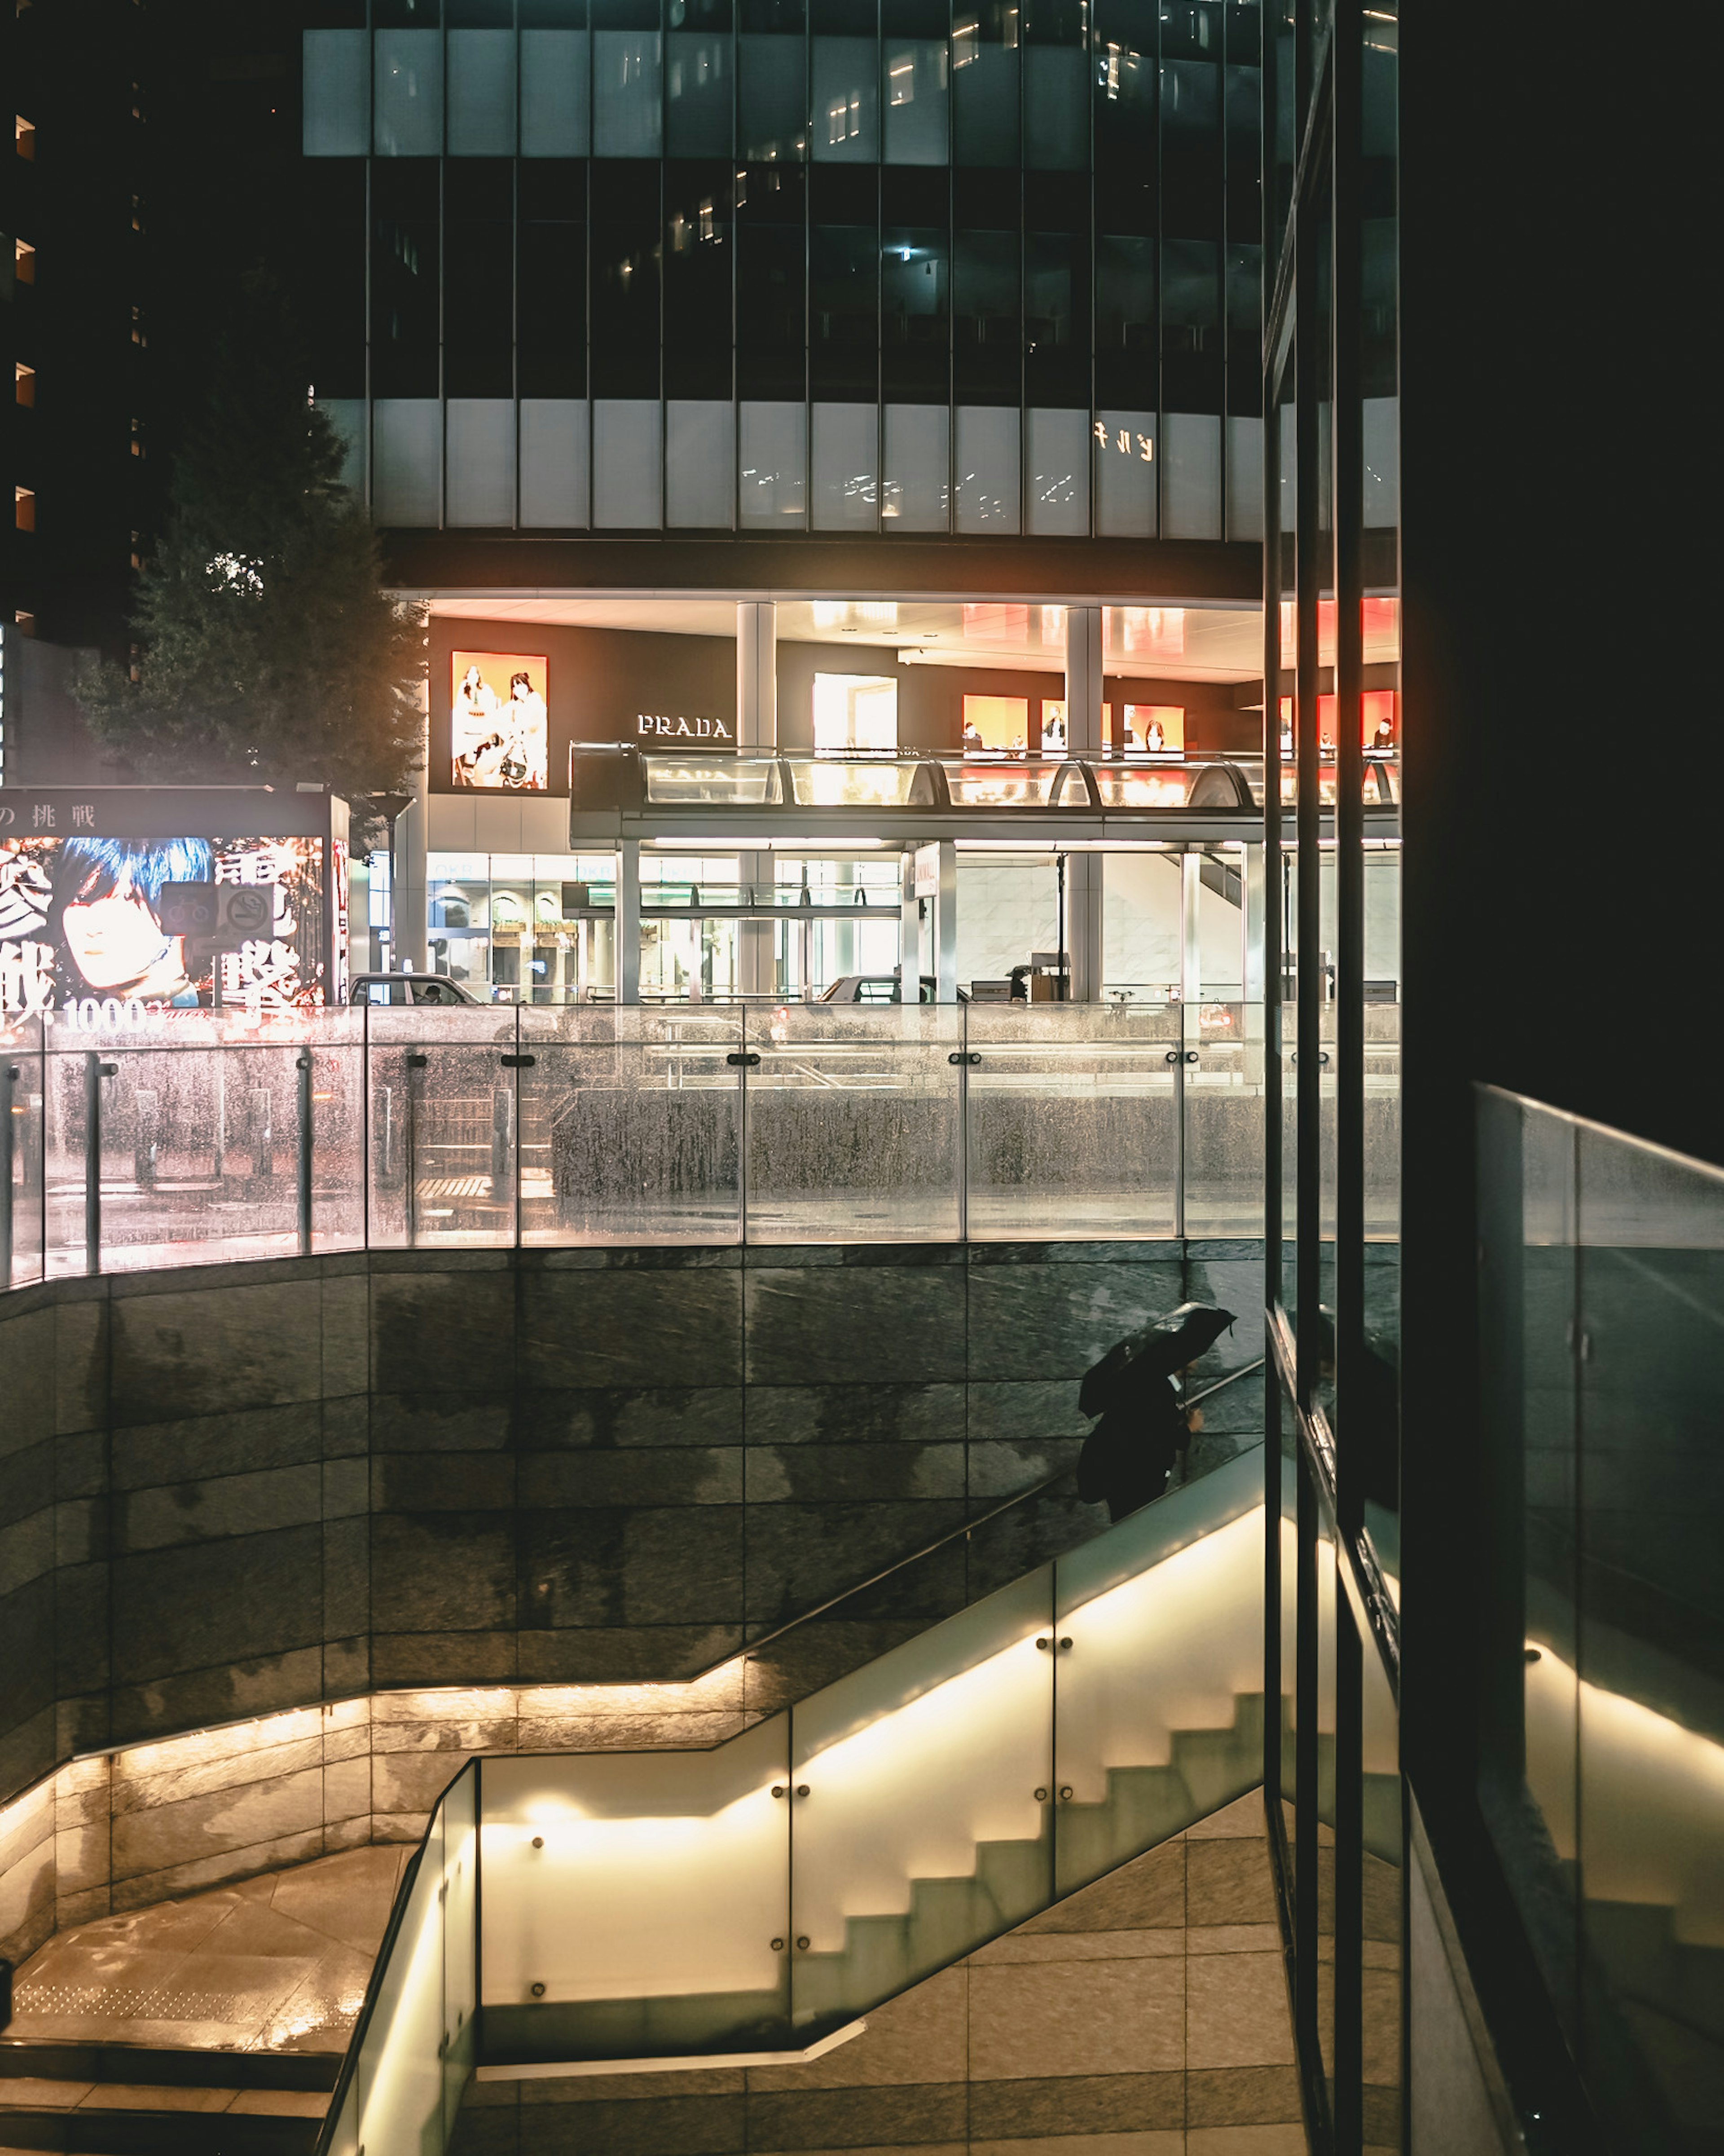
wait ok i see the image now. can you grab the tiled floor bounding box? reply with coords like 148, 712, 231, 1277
4, 1845, 411, 2054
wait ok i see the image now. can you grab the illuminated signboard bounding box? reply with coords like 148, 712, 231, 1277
452, 651, 549, 790
635, 713, 734, 745
0, 832, 330, 1018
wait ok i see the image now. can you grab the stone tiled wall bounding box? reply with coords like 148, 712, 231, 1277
0, 1239, 1263, 1947
0, 1670, 762, 1967
456, 1791, 1304, 2156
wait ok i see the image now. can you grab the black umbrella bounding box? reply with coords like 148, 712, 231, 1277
1079, 1302, 1237, 1418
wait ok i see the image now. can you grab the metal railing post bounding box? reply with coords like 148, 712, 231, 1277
84, 1050, 115, 1276
297, 1050, 314, 1257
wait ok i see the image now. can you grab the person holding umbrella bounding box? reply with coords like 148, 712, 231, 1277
1076, 1303, 1236, 1523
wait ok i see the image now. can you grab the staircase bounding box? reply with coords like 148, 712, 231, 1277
0, 2043, 334, 2155
315, 1448, 1271, 2153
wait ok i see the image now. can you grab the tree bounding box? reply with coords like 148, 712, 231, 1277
80, 274, 424, 824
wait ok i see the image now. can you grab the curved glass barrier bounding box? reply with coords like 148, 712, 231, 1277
943, 760, 1086, 809
642, 757, 785, 805
783, 758, 943, 808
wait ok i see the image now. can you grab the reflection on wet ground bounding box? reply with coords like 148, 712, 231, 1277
5, 1846, 409, 2054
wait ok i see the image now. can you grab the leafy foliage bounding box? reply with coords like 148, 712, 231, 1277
80, 276, 424, 821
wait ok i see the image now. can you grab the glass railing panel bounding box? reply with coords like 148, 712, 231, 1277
1183, 1001, 1267, 1238
1479, 1088, 1582, 2047
1360, 1624, 1404, 2153
787, 1566, 1054, 2033
1051, 1449, 1266, 1896
516, 1005, 744, 1244
354, 1795, 451, 2156
744, 1005, 962, 1243
943, 760, 1068, 809
783, 758, 936, 808
303, 1014, 369, 1255
1572, 1118, 1724, 2144
440, 1764, 479, 2138
1, 1017, 45, 1287
1280, 996, 1298, 1323
642, 756, 785, 805
1315, 1490, 1339, 2109
42, 1015, 361, 1275
363, 1007, 520, 1248
1092, 765, 1214, 809
479, 1718, 792, 2064
963, 1002, 1182, 1241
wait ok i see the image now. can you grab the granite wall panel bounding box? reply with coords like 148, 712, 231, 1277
0, 1239, 1263, 1960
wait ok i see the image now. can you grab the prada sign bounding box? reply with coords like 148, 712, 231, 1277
637, 713, 735, 746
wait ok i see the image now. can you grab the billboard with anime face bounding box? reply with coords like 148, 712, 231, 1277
0, 834, 329, 1018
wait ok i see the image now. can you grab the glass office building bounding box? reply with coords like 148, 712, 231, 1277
299, 0, 1289, 550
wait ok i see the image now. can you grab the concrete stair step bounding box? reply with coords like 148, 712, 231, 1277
0, 2043, 331, 2155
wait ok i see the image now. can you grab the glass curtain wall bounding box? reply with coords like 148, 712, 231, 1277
305, 0, 1267, 538
1262, 0, 1400, 2147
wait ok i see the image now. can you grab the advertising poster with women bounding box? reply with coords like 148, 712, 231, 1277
452, 651, 549, 790
0, 833, 328, 1018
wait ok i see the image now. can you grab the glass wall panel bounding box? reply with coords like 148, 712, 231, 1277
364, 1008, 520, 1249
954, 405, 1021, 532
811, 225, 880, 399
789, 1567, 1054, 2029
885, 39, 949, 163
667, 30, 734, 153
1161, 410, 1222, 539
812, 37, 881, 159
964, 1004, 1181, 1241
1184, 1000, 1266, 1239
355, 1809, 449, 2155
373, 399, 443, 525
951, 31, 1018, 166
1026, 407, 1089, 534
811, 402, 880, 528
374, 28, 444, 155
1359, 1634, 1403, 2153
1023, 46, 1086, 168
741, 34, 810, 160
744, 1005, 962, 1242
738, 191, 809, 400
445, 399, 518, 526
882, 229, 950, 401
518, 1006, 743, 1244
519, 399, 592, 526
740, 401, 810, 525
303, 29, 371, 155
481, 1722, 792, 2060
1095, 408, 1157, 536
592, 399, 666, 526
594, 30, 665, 154
666, 400, 738, 527
521, 29, 593, 154
1053, 1464, 1266, 1895
882, 403, 950, 527
447, 28, 518, 153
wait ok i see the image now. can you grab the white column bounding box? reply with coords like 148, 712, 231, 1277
739, 850, 776, 997
616, 839, 641, 1004
1064, 604, 1104, 757
901, 848, 920, 995
736, 600, 778, 748
1182, 850, 1203, 1005
1065, 855, 1103, 1002
1243, 842, 1266, 1002
934, 839, 957, 1004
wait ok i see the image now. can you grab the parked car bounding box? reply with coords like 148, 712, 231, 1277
349, 973, 480, 1006
820, 974, 954, 1004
